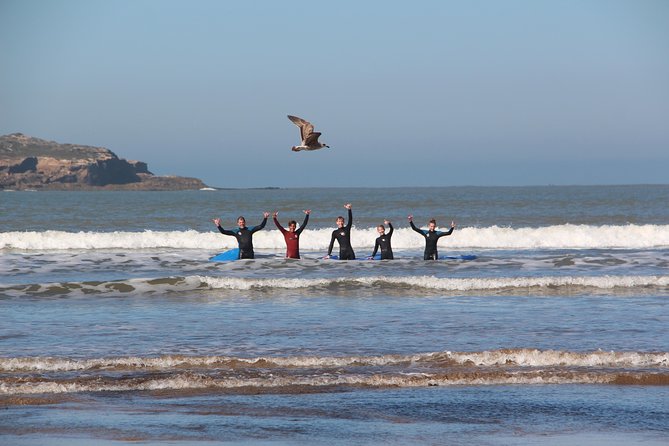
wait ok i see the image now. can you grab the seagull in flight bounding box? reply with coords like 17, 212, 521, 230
287, 115, 330, 152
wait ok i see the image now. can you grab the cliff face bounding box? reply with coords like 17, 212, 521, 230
0, 133, 207, 190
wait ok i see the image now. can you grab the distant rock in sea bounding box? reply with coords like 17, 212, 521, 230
0, 133, 208, 190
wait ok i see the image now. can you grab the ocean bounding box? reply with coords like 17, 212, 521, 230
1, 185, 668, 445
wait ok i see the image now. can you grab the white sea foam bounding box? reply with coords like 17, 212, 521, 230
4, 349, 667, 395
2, 349, 666, 373
198, 274, 669, 291
2, 274, 667, 297
2, 224, 669, 250
0, 371, 648, 395
440, 349, 669, 368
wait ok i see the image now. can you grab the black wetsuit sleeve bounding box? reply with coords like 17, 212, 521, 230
437, 227, 454, 238
273, 217, 287, 235
327, 231, 336, 256
217, 225, 236, 236
251, 217, 267, 234
371, 239, 380, 257
346, 208, 353, 231
296, 214, 309, 235
387, 223, 394, 238
410, 221, 424, 236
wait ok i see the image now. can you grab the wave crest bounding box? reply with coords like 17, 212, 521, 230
198, 275, 669, 291
2, 224, 669, 250
2, 275, 668, 297
2, 349, 666, 373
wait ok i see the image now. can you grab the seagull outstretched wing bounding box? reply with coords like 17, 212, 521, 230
287, 115, 314, 144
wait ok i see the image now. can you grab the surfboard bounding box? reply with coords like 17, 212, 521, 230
441, 255, 477, 261
209, 248, 240, 262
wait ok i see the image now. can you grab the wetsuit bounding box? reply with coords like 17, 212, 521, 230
371, 223, 394, 260
410, 221, 453, 260
217, 217, 267, 259
327, 208, 355, 260
274, 214, 309, 259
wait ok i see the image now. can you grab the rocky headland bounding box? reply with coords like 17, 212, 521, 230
0, 133, 208, 190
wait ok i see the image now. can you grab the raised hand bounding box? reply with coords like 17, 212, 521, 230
213, 218, 221, 226
344, 203, 352, 210
304, 209, 311, 215
263, 212, 270, 218
273, 211, 279, 218
407, 214, 413, 221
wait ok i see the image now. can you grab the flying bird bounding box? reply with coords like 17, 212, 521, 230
287, 115, 330, 152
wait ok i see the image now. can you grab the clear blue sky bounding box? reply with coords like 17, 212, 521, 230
1, 0, 668, 187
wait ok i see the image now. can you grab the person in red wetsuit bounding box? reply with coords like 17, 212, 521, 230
273, 209, 310, 259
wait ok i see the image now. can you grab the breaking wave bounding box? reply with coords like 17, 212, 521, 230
198, 274, 669, 291
1, 274, 668, 297
2, 349, 667, 396
2, 224, 669, 251
2, 349, 667, 373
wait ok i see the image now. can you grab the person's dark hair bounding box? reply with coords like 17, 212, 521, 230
288, 220, 297, 226
337, 216, 344, 221
429, 219, 437, 225
237, 216, 246, 221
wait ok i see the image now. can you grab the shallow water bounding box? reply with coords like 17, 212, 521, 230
1, 186, 668, 444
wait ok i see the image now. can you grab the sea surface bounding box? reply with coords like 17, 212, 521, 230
1, 185, 668, 445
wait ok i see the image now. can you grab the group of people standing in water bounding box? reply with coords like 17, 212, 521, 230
212, 203, 456, 261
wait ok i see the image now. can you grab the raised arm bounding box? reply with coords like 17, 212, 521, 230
437, 227, 454, 237
250, 212, 269, 234
345, 205, 353, 230
386, 221, 394, 238
273, 212, 287, 235
296, 210, 310, 235
409, 219, 424, 236
213, 218, 236, 236
437, 221, 456, 238
217, 226, 237, 237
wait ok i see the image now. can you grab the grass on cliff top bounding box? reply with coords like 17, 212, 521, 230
0, 141, 112, 160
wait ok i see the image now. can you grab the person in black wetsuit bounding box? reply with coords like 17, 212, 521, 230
213, 212, 269, 259
369, 220, 394, 260
326, 203, 355, 260
408, 215, 456, 260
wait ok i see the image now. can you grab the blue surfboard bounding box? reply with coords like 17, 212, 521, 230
209, 248, 240, 262
441, 255, 477, 261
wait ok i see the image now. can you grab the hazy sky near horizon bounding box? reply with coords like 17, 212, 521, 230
1, 0, 668, 187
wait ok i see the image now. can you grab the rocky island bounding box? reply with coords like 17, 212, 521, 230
0, 133, 208, 190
